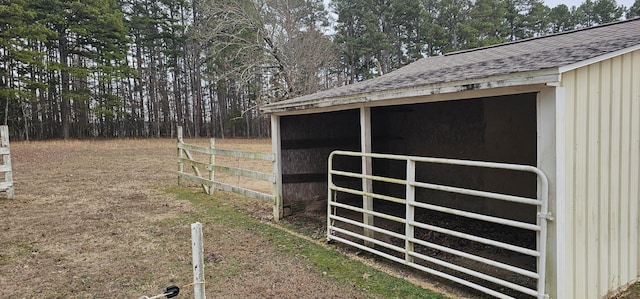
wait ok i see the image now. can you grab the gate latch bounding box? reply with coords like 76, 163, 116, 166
537, 212, 554, 221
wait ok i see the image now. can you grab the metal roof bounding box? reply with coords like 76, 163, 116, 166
262, 18, 640, 114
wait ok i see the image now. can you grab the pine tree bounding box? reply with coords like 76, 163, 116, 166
628, 0, 640, 18
25, 0, 129, 138
436, 0, 473, 51
549, 4, 574, 32
592, 0, 624, 24
0, 0, 53, 135
528, 0, 551, 36
467, 0, 508, 48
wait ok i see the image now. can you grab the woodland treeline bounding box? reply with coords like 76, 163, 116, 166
1, 0, 639, 140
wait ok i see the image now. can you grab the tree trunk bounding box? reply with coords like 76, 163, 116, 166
149, 46, 159, 137
58, 26, 70, 139
135, 42, 147, 137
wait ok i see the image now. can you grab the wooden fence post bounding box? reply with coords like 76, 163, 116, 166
177, 126, 184, 187
209, 138, 215, 185
0, 125, 13, 199
191, 222, 206, 299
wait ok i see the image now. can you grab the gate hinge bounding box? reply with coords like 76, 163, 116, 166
537, 212, 554, 221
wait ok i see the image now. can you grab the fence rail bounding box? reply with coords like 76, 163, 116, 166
327, 150, 550, 299
176, 126, 276, 203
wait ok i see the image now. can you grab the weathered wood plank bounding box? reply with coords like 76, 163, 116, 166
179, 158, 213, 171
0, 181, 12, 190
177, 158, 275, 183
178, 172, 213, 187
178, 143, 212, 155
211, 165, 275, 183
181, 148, 210, 194
211, 148, 275, 161
178, 172, 272, 202
210, 180, 273, 202
178, 143, 275, 161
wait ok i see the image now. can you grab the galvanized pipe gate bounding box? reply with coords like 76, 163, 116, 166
327, 150, 550, 299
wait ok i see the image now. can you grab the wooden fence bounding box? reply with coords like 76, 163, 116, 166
177, 126, 277, 209
0, 126, 13, 199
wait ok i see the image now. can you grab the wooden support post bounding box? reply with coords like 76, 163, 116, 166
191, 222, 206, 299
271, 115, 283, 221
360, 108, 374, 246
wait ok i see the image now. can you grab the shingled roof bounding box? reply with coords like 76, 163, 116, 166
262, 18, 640, 113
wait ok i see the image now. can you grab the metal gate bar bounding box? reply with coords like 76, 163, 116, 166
327, 150, 550, 299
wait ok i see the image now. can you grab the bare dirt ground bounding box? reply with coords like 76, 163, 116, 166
0, 138, 370, 298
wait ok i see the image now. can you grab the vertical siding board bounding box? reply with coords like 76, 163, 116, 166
627, 51, 640, 280
574, 66, 590, 299
563, 70, 577, 299
598, 59, 612, 297
633, 50, 640, 276
620, 53, 632, 284
610, 55, 623, 290
586, 63, 601, 297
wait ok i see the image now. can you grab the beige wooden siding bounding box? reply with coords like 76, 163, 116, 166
561, 49, 640, 299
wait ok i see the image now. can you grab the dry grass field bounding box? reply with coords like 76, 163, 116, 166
2, 138, 638, 299
0, 138, 380, 298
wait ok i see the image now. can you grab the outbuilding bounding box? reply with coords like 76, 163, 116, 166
261, 19, 640, 299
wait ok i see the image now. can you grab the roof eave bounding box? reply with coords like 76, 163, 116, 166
261, 69, 561, 115
558, 44, 640, 74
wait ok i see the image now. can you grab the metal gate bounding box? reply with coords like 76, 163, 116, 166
327, 150, 550, 299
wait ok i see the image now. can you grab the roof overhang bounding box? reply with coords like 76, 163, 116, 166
262, 68, 561, 116
558, 43, 640, 74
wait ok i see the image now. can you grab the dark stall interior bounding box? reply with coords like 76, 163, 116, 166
279, 93, 538, 222
279, 109, 361, 216
370, 93, 538, 223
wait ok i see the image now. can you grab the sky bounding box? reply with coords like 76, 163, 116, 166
544, 0, 635, 9
322, 0, 637, 13
321, 0, 636, 35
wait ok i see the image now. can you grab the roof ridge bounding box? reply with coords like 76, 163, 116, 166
445, 18, 640, 57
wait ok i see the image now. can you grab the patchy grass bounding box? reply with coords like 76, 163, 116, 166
168, 187, 447, 299
0, 138, 448, 299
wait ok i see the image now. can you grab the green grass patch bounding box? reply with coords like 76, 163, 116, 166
167, 187, 448, 299
0, 242, 35, 265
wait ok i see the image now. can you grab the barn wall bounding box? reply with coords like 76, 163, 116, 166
561, 49, 640, 299
371, 94, 537, 222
